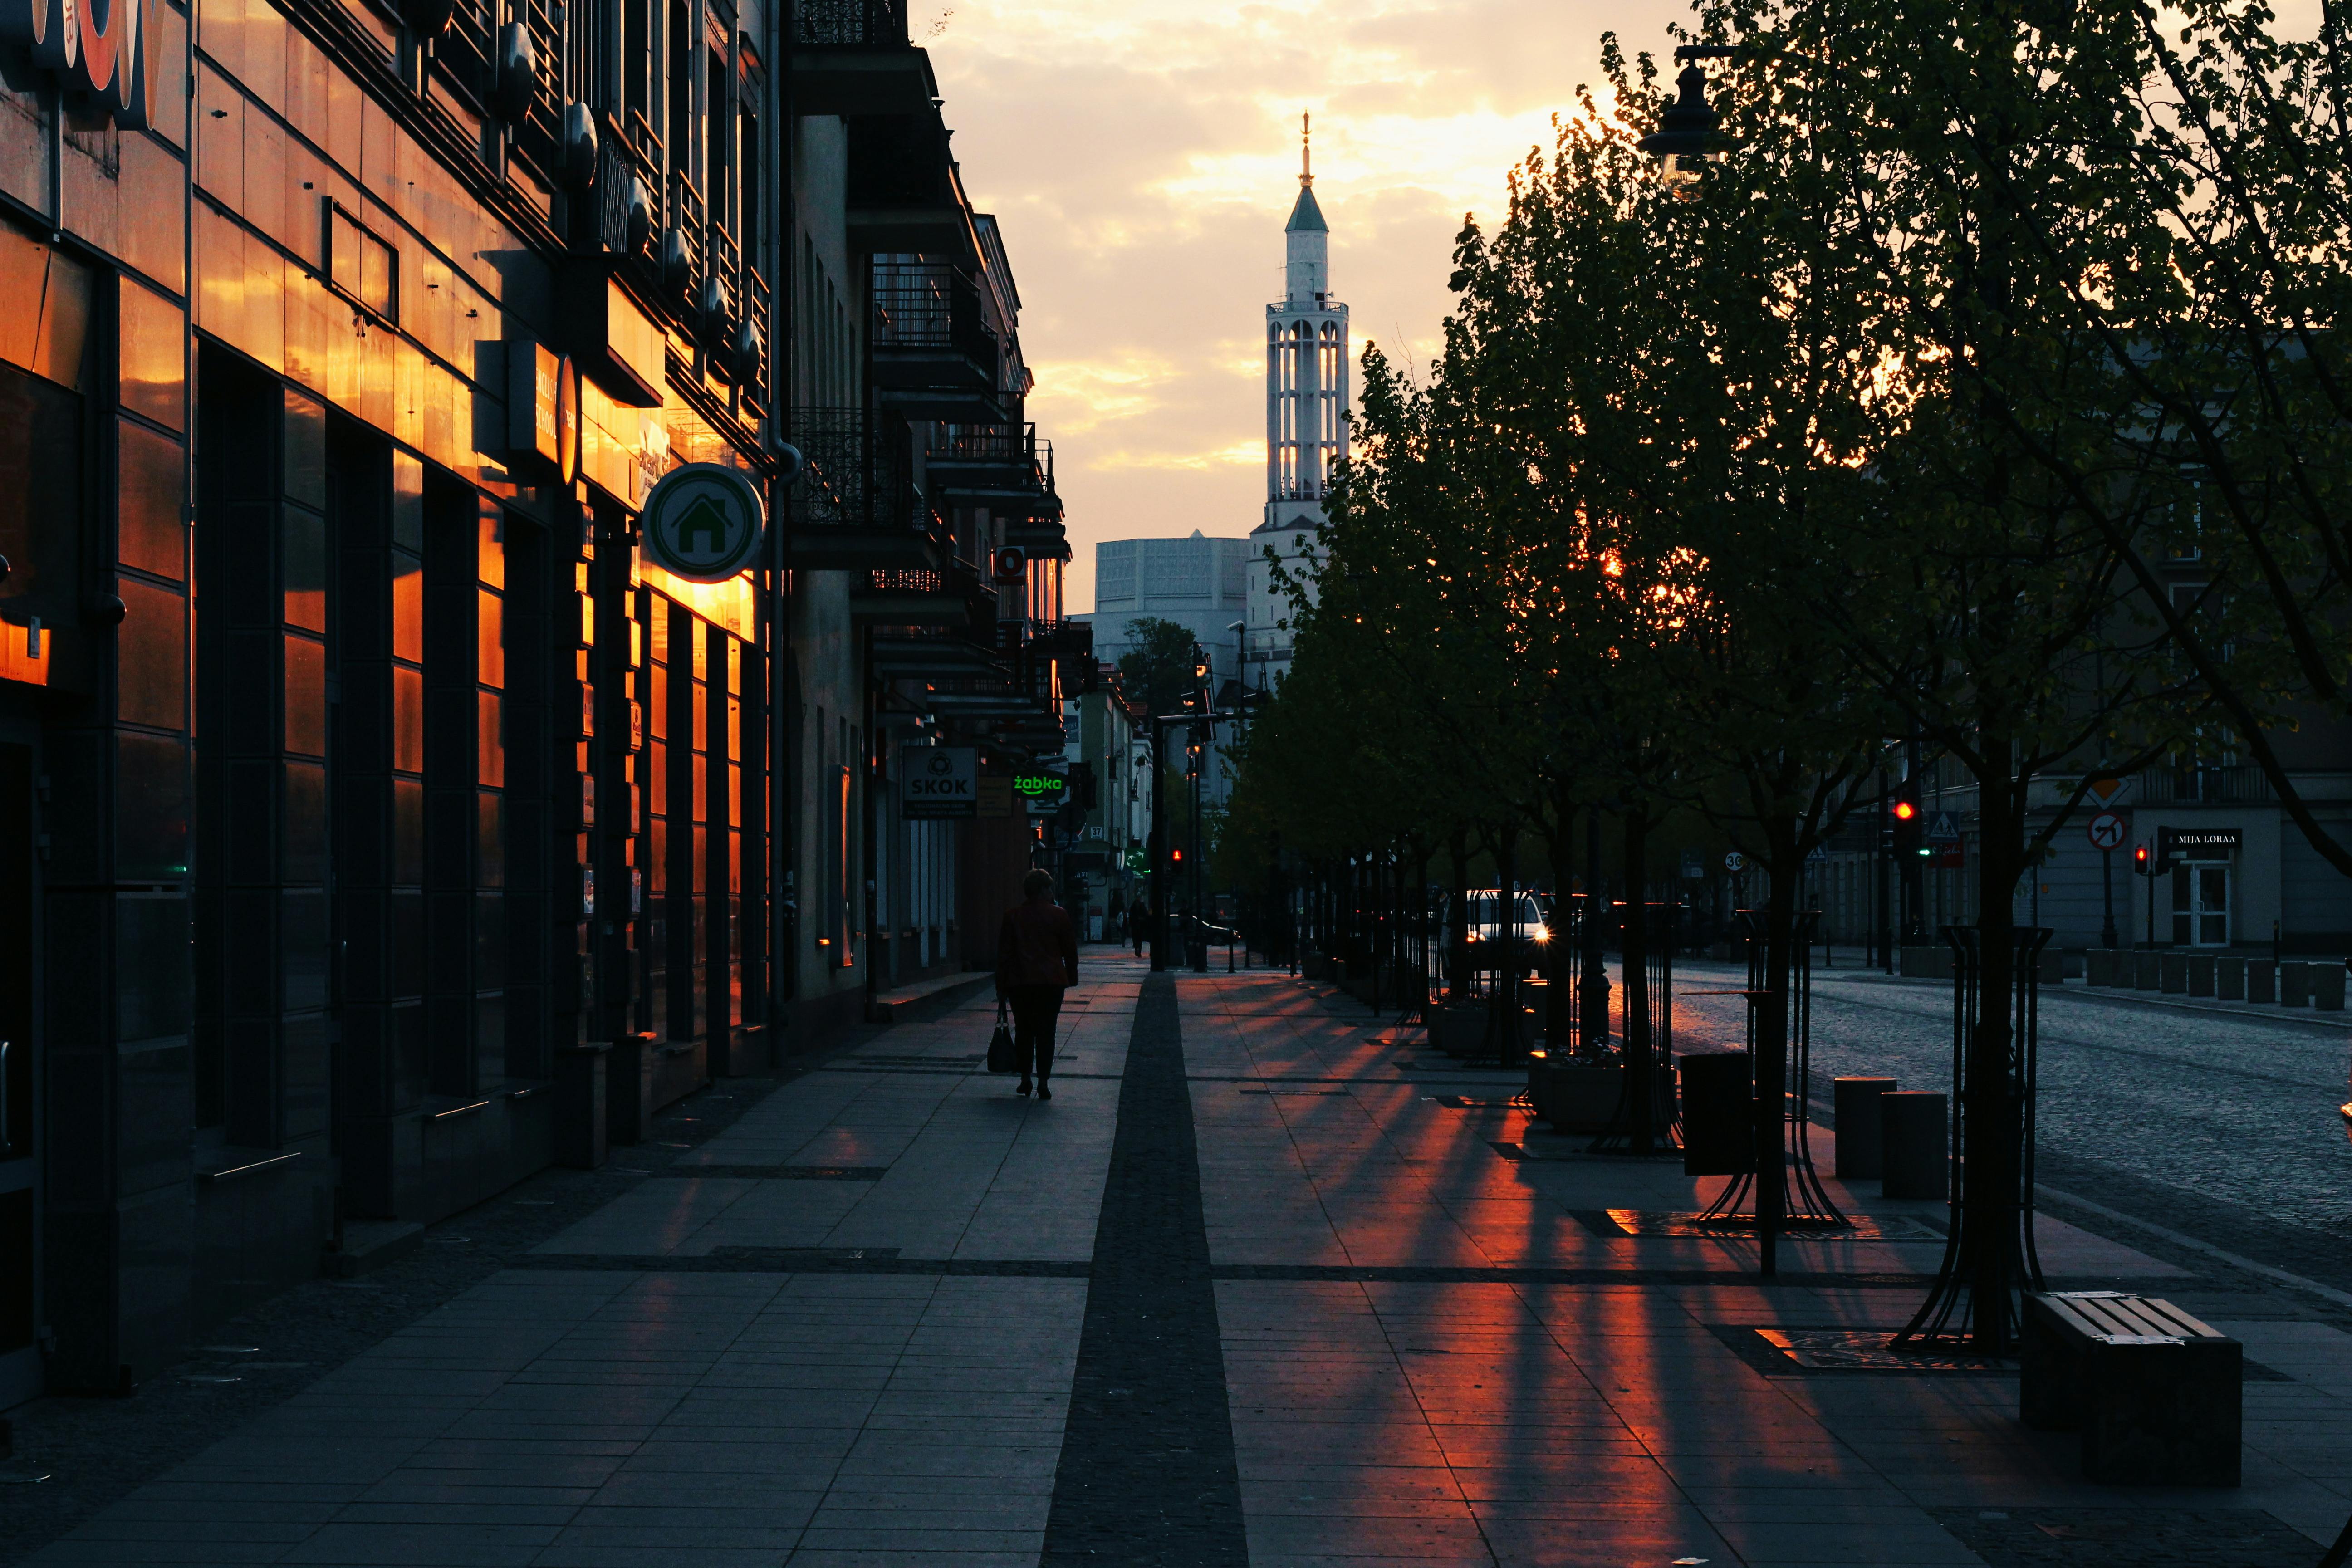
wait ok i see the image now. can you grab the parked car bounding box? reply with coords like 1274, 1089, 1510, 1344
1443, 889, 1550, 971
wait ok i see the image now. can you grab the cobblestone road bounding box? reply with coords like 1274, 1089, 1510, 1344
1675, 963, 2352, 1287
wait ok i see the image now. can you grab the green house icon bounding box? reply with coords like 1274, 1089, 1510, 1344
673, 496, 732, 555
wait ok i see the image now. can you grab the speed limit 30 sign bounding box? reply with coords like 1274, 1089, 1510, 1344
2087, 810, 2129, 851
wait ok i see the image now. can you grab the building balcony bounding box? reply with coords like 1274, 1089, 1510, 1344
926, 422, 1058, 514
851, 562, 995, 628
2134, 764, 2277, 805
786, 408, 942, 570
871, 261, 1004, 418
875, 633, 1011, 685
789, 0, 939, 116
848, 108, 977, 260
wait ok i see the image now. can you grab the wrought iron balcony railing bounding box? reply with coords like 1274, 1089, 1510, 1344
789, 408, 924, 533
794, 0, 909, 47
872, 262, 999, 371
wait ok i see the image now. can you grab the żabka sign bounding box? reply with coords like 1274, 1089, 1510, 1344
2, 0, 158, 129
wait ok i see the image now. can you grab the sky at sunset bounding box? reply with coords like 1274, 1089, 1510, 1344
919, 0, 1693, 613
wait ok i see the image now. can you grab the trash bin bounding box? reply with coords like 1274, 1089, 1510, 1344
1680, 1051, 1754, 1178
1881, 1091, 1948, 1201
1832, 1076, 1898, 1180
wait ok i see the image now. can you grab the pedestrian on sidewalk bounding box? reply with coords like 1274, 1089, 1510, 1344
999, 868, 1079, 1100
1130, 892, 1150, 959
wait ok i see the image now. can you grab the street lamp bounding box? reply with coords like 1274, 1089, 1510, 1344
1637, 45, 1734, 191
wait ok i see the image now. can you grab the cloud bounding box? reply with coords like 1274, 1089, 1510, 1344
926, 0, 1696, 612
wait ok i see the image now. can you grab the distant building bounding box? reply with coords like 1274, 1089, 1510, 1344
1246, 114, 1348, 689
1080, 530, 1251, 692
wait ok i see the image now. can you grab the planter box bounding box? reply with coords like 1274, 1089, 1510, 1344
2160, 955, 2188, 995
2217, 957, 2245, 1001
2315, 963, 2347, 1012
2086, 950, 2122, 987
1900, 946, 1954, 980
2247, 960, 2276, 1004
1528, 1056, 1627, 1133
2132, 953, 2161, 990
1427, 1004, 1484, 1055
2281, 961, 2312, 1008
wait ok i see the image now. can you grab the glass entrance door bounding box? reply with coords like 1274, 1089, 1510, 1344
0, 741, 38, 1406
2171, 862, 2231, 947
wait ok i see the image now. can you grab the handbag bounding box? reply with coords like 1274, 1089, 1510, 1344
986, 999, 1017, 1074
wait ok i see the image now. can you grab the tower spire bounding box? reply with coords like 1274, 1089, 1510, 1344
1301, 112, 1312, 187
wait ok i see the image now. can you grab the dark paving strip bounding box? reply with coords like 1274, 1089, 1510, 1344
652, 1164, 889, 1180
812, 1066, 1125, 1078
1042, 971, 1250, 1568
510, 1249, 1091, 1276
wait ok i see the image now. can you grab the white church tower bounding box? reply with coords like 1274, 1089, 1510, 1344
1245, 115, 1348, 690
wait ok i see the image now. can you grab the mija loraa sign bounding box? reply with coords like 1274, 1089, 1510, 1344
3, 0, 160, 128
638, 463, 764, 583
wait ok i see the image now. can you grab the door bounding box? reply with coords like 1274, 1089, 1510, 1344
2171, 862, 2231, 947
0, 741, 38, 1406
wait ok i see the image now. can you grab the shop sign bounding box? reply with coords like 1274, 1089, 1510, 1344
4, 0, 157, 127
2161, 827, 2241, 857
901, 745, 976, 819
1015, 770, 1067, 815
507, 341, 579, 484
639, 462, 764, 582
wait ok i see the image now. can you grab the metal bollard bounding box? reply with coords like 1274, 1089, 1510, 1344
1880, 1091, 1948, 1201
1832, 1076, 1898, 1180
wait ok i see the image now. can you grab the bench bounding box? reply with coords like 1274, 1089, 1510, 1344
2021, 1291, 2241, 1485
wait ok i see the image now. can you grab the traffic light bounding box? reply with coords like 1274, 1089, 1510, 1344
1891, 799, 1917, 823
2134, 841, 2173, 877
1891, 792, 1925, 857
1171, 847, 1186, 866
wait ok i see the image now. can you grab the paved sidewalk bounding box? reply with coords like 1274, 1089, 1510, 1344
16, 955, 2352, 1565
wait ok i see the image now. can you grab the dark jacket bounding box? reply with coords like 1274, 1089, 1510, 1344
998, 899, 1078, 990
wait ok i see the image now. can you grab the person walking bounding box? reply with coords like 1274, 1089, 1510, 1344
1130, 892, 1151, 959
998, 867, 1079, 1100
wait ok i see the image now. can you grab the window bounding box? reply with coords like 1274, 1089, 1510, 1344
326, 203, 397, 323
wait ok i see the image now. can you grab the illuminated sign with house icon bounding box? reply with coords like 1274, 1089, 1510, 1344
639, 462, 766, 582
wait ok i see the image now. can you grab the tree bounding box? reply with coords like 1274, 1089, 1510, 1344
1116, 617, 1204, 718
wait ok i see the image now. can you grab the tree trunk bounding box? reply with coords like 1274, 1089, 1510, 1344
1446, 829, 1472, 1002
1754, 818, 1802, 1280
1622, 810, 1653, 1154
1968, 731, 2025, 1353
1580, 809, 1611, 1054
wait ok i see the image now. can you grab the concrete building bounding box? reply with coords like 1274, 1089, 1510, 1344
1245, 115, 1346, 689
0, 0, 1077, 1402
1059, 671, 1149, 941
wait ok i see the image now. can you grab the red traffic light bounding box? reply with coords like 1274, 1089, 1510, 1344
1891, 800, 1917, 822
1171, 848, 1185, 864
2133, 843, 2150, 873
